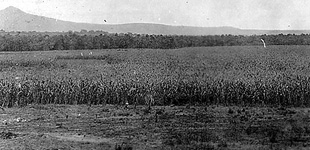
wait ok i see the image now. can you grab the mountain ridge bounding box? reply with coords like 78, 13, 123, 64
1, 6, 310, 35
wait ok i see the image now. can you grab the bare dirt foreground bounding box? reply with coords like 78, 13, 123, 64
0, 104, 310, 150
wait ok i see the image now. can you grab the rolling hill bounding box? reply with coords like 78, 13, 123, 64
1, 6, 310, 35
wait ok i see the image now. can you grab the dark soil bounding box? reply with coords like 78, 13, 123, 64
0, 104, 309, 149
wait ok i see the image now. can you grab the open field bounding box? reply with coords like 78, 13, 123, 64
2, 45, 310, 106
1, 46, 310, 149
0, 104, 310, 149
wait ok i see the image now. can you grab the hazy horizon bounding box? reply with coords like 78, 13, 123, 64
0, 0, 309, 30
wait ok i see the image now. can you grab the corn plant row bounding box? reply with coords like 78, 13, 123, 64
0, 73, 310, 107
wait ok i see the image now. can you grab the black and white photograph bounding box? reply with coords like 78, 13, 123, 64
0, 0, 310, 149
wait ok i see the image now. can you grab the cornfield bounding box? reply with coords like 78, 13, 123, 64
1, 45, 310, 107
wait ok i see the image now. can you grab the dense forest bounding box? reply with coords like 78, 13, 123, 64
0, 30, 310, 51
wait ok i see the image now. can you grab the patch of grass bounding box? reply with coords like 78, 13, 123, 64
0, 131, 18, 139
0, 59, 67, 70
163, 128, 220, 146
55, 54, 123, 64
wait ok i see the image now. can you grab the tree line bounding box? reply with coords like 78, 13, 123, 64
0, 31, 310, 51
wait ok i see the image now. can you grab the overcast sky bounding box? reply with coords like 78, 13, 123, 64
0, 0, 309, 30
